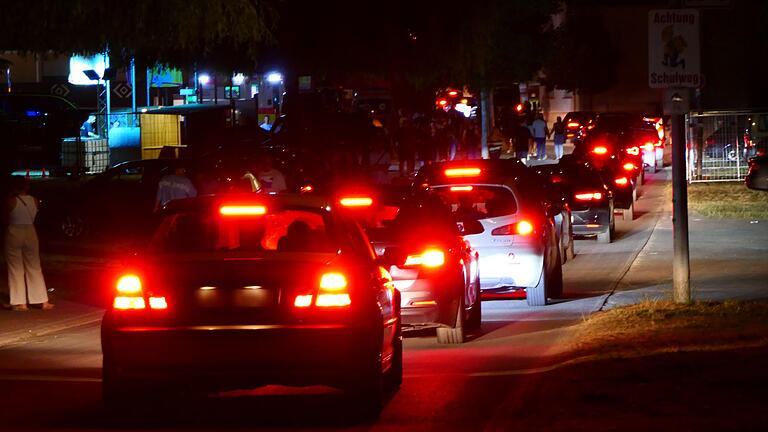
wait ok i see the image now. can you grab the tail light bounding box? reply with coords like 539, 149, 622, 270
445, 167, 481, 177
567, 121, 580, 128
592, 146, 608, 155
574, 192, 603, 201
623, 162, 636, 171
294, 272, 351, 308
220, 205, 267, 216
450, 185, 474, 192
614, 177, 629, 186
626, 146, 640, 156
491, 220, 535, 236
643, 142, 655, 152
339, 196, 373, 207
515, 103, 524, 112
300, 184, 314, 193
113, 274, 167, 310
404, 249, 446, 268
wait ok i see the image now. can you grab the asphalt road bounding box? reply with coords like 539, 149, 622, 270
0, 170, 670, 431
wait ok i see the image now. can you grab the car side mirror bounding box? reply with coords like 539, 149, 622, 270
457, 219, 485, 235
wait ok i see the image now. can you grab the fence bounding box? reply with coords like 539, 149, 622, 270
686, 110, 768, 182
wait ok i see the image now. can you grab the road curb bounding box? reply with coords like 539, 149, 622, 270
0, 310, 103, 348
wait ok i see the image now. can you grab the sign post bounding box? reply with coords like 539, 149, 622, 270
649, 9, 702, 304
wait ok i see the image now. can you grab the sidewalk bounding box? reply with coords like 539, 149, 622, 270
605, 189, 768, 308
0, 300, 103, 348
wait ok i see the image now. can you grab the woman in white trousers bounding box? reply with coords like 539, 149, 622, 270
4, 176, 52, 311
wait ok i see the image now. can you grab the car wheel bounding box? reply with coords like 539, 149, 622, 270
61, 213, 86, 239
550, 249, 564, 298
597, 228, 612, 244
623, 203, 634, 221
566, 235, 576, 261
526, 257, 549, 306
384, 319, 403, 391
465, 278, 482, 331
347, 347, 384, 420
437, 297, 465, 344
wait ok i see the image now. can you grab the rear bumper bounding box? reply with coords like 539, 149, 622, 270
472, 244, 543, 290
572, 207, 611, 235
101, 321, 380, 390
390, 269, 463, 329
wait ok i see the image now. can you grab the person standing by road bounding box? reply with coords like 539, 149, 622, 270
551, 116, 566, 159
3, 176, 52, 311
529, 113, 549, 160
513, 120, 531, 160
154, 161, 197, 212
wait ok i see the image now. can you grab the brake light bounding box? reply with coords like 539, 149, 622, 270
567, 121, 580, 128
315, 293, 352, 307
319, 272, 348, 290
448, 90, 458, 97
294, 295, 313, 308
450, 185, 474, 192
113, 274, 167, 310
148, 296, 168, 310
623, 163, 636, 171
300, 184, 314, 193
515, 103, 524, 112
445, 167, 481, 177
592, 146, 608, 155
491, 220, 535, 236
339, 196, 373, 207
114, 297, 146, 310
574, 192, 603, 201
626, 146, 640, 156
438, 99, 448, 106
219, 205, 267, 216
614, 177, 629, 186
116, 275, 142, 294
404, 249, 445, 268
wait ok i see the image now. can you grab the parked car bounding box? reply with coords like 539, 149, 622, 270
746, 155, 768, 191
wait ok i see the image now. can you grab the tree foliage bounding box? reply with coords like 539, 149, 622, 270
0, 0, 279, 69
540, 3, 618, 93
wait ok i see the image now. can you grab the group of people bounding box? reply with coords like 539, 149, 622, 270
393, 108, 480, 177
502, 112, 568, 161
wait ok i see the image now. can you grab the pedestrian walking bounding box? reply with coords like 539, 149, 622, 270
513, 120, 531, 160
463, 122, 481, 160
551, 116, 566, 159
529, 113, 549, 160
3, 176, 52, 311
154, 161, 197, 212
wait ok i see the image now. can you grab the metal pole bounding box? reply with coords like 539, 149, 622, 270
146, 68, 151, 106
480, 87, 490, 159
671, 112, 691, 303
130, 58, 136, 118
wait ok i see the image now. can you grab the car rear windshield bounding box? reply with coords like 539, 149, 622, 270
359, 201, 459, 242
149, 209, 337, 254
562, 164, 606, 189
432, 185, 518, 220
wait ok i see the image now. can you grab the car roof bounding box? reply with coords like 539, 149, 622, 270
415, 159, 532, 186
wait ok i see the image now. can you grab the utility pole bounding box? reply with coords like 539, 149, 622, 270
670, 92, 691, 303
480, 87, 491, 159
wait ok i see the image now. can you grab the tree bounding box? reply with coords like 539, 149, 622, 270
540, 3, 618, 95
0, 0, 279, 70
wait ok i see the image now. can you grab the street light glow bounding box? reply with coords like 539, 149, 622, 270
198, 73, 211, 85
232, 73, 246, 86
266, 72, 283, 84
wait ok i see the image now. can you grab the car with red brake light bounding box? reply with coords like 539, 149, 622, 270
537, 156, 616, 243
101, 194, 401, 416
415, 160, 564, 306
337, 186, 481, 344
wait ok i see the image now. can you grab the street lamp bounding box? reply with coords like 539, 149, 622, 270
266, 72, 282, 84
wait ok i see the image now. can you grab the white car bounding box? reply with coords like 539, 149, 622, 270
416, 160, 564, 306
